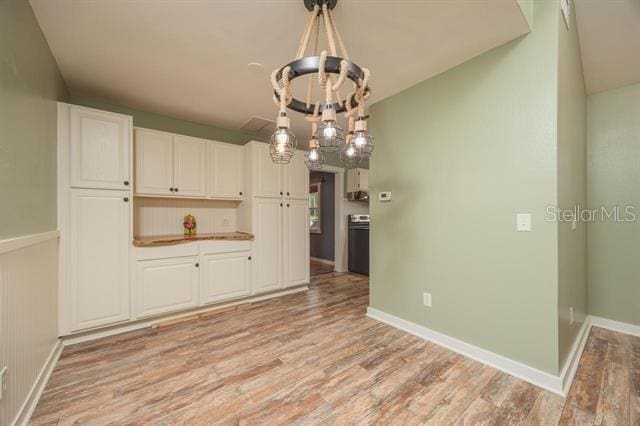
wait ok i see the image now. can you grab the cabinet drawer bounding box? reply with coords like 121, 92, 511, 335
198, 240, 251, 255
133, 243, 199, 261
136, 256, 199, 318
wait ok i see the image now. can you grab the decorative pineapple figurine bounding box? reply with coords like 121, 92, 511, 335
183, 214, 197, 236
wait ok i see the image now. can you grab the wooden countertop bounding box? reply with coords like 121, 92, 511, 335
133, 232, 254, 247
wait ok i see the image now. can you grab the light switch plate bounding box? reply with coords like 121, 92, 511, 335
517, 213, 532, 232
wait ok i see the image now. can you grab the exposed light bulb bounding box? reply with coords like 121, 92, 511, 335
346, 145, 356, 157
323, 124, 337, 139
354, 135, 367, 147
309, 149, 319, 161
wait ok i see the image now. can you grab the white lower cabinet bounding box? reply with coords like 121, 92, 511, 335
136, 256, 200, 318
284, 199, 310, 287
68, 189, 131, 332
201, 251, 251, 304
253, 197, 284, 293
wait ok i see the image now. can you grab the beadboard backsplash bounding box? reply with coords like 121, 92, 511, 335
134, 197, 239, 236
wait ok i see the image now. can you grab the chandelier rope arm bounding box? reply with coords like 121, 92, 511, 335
269, 0, 374, 167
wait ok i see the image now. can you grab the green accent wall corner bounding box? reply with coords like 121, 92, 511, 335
0, 0, 69, 239
587, 82, 640, 327
368, 0, 567, 375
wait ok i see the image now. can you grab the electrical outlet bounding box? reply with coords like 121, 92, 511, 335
223, 218, 230, 226
0, 366, 7, 401
569, 306, 574, 325
423, 292, 432, 307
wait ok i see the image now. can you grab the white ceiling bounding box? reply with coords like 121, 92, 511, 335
575, 0, 640, 94
30, 0, 530, 140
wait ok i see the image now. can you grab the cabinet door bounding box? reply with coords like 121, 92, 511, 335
69, 189, 130, 331
347, 168, 369, 192
174, 136, 207, 197
70, 107, 131, 190
136, 256, 199, 318
207, 143, 243, 199
201, 251, 251, 304
134, 129, 174, 196
284, 198, 310, 287
285, 152, 309, 199
254, 197, 283, 293
254, 143, 283, 198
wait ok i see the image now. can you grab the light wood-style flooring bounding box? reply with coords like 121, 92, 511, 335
31, 273, 639, 425
310, 259, 334, 276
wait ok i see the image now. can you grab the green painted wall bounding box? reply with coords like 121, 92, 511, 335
556, 0, 587, 367
0, 0, 69, 239
369, 0, 563, 374
587, 83, 640, 327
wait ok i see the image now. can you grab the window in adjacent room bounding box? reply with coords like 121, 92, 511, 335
309, 183, 321, 233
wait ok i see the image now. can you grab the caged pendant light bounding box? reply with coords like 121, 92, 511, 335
269, 0, 374, 168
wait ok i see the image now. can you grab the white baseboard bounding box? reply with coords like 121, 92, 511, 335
63, 285, 309, 346
590, 315, 640, 337
366, 307, 592, 396
13, 339, 63, 426
559, 316, 591, 395
310, 257, 335, 265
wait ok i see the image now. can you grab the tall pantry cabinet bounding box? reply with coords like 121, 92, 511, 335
238, 141, 310, 293
57, 104, 133, 335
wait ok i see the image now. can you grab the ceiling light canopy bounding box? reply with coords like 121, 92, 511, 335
269, 0, 374, 168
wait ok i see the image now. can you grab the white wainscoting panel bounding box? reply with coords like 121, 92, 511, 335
0, 233, 59, 425
134, 197, 239, 236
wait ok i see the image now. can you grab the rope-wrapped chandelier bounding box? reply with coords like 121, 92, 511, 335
269, 0, 374, 169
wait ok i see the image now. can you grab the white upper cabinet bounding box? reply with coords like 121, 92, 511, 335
135, 129, 174, 196
347, 168, 369, 192
70, 107, 131, 190
285, 153, 310, 199
134, 128, 241, 200
173, 136, 207, 197
284, 198, 310, 287
68, 189, 130, 331
207, 143, 243, 199
253, 143, 284, 198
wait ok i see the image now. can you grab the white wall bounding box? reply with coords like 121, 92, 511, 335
0, 233, 59, 425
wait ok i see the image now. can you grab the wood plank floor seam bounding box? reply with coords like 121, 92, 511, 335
30, 273, 639, 425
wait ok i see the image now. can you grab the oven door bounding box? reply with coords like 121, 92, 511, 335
348, 225, 369, 276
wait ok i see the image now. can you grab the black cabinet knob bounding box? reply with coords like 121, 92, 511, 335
195, 263, 199, 268
248, 256, 252, 260
170, 188, 174, 192
239, 191, 243, 195
280, 203, 283, 207
287, 203, 290, 207
174, 188, 179, 192
280, 191, 283, 195
287, 192, 290, 196
124, 181, 130, 186
123, 197, 129, 202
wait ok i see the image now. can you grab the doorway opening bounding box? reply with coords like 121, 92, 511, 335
310, 171, 336, 276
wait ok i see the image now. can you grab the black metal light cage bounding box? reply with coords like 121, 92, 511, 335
274, 55, 371, 115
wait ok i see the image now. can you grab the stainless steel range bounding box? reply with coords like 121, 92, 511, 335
348, 214, 369, 275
